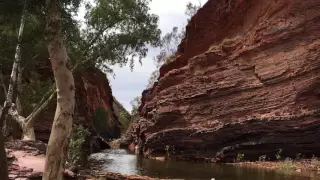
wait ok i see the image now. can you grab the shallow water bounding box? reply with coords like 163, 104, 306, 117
90, 149, 318, 180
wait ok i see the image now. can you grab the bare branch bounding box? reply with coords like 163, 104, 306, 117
25, 92, 55, 125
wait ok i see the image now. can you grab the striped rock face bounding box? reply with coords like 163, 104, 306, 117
134, 0, 320, 162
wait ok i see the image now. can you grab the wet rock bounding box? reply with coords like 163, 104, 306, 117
109, 139, 121, 149
134, 0, 320, 162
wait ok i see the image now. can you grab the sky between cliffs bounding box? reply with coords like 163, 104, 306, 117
79, 0, 207, 111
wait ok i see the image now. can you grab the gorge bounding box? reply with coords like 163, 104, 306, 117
131, 0, 320, 162
2, 0, 320, 179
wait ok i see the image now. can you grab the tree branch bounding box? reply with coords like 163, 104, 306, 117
25, 92, 55, 125
8, 104, 25, 127
12, 19, 121, 127
15, 66, 23, 114
0, 0, 27, 128
0, 71, 7, 97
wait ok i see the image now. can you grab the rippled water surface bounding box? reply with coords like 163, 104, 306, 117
90, 149, 318, 180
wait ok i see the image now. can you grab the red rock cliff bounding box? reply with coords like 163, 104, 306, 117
34, 67, 120, 142
135, 0, 320, 162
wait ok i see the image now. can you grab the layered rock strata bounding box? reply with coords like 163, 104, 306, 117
135, 0, 320, 162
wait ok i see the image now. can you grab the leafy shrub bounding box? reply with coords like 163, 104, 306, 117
276, 149, 283, 160
20, 72, 53, 115
93, 107, 110, 138
259, 155, 267, 162
67, 125, 90, 169
279, 159, 296, 171
118, 111, 131, 131
236, 153, 245, 162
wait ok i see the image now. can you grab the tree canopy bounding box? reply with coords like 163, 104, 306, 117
73, 0, 161, 73
0, 0, 161, 117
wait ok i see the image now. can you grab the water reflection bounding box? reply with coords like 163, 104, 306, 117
89, 149, 316, 180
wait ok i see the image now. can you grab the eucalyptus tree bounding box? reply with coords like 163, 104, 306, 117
0, 1, 28, 178
75, 0, 161, 72
0, 0, 81, 141
43, 0, 160, 179
0, 0, 27, 139
0, 0, 80, 178
43, 0, 76, 179
1, 0, 161, 178
15, 0, 161, 141
0, 0, 161, 142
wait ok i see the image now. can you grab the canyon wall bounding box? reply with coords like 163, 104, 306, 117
134, 0, 320, 162
34, 67, 121, 142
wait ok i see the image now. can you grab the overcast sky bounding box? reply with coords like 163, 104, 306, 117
80, 0, 207, 111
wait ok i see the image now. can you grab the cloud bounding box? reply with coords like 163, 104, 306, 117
94, 0, 208, 111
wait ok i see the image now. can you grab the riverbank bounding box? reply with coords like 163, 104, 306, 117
231, 159, 320, 178
6, 140, 320, 180
5, 140, 156, 180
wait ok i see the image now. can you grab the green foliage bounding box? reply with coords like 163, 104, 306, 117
185, 1, 202, 20
279, 158, 296, 171
236, 153, 245, 162
259, 155, 267, 162
92, 107, 119, 139
92, 107, 109, 134
118, 111, 131, 131
67, 125, 90, 169
276, 149, 283, 160
0, 0, 81, 107
20, 72, 53, 116
147, 1, 202, 87
80, 0, 161, 72
154, 27, 183, 68
130, 96, 141, 118
147, 26, 183, 88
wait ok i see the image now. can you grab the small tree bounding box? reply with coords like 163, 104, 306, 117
146, 1, 203, 88
185, 1, 202, 20
67, 125, 90, 170
130, 96, 141, 119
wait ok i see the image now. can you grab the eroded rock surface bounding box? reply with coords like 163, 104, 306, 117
134, 0, 320, 162
33, 67, 120, 142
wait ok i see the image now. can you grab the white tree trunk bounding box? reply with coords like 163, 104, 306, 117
43, 0, 75, 179
0, 0, 26, 137
0, 0, 104, 142
0, 1, 27, 179
21, 122, 35, 141
16, 66, 23, 114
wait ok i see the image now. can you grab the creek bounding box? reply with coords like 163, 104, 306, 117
89, 149, 319, 180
